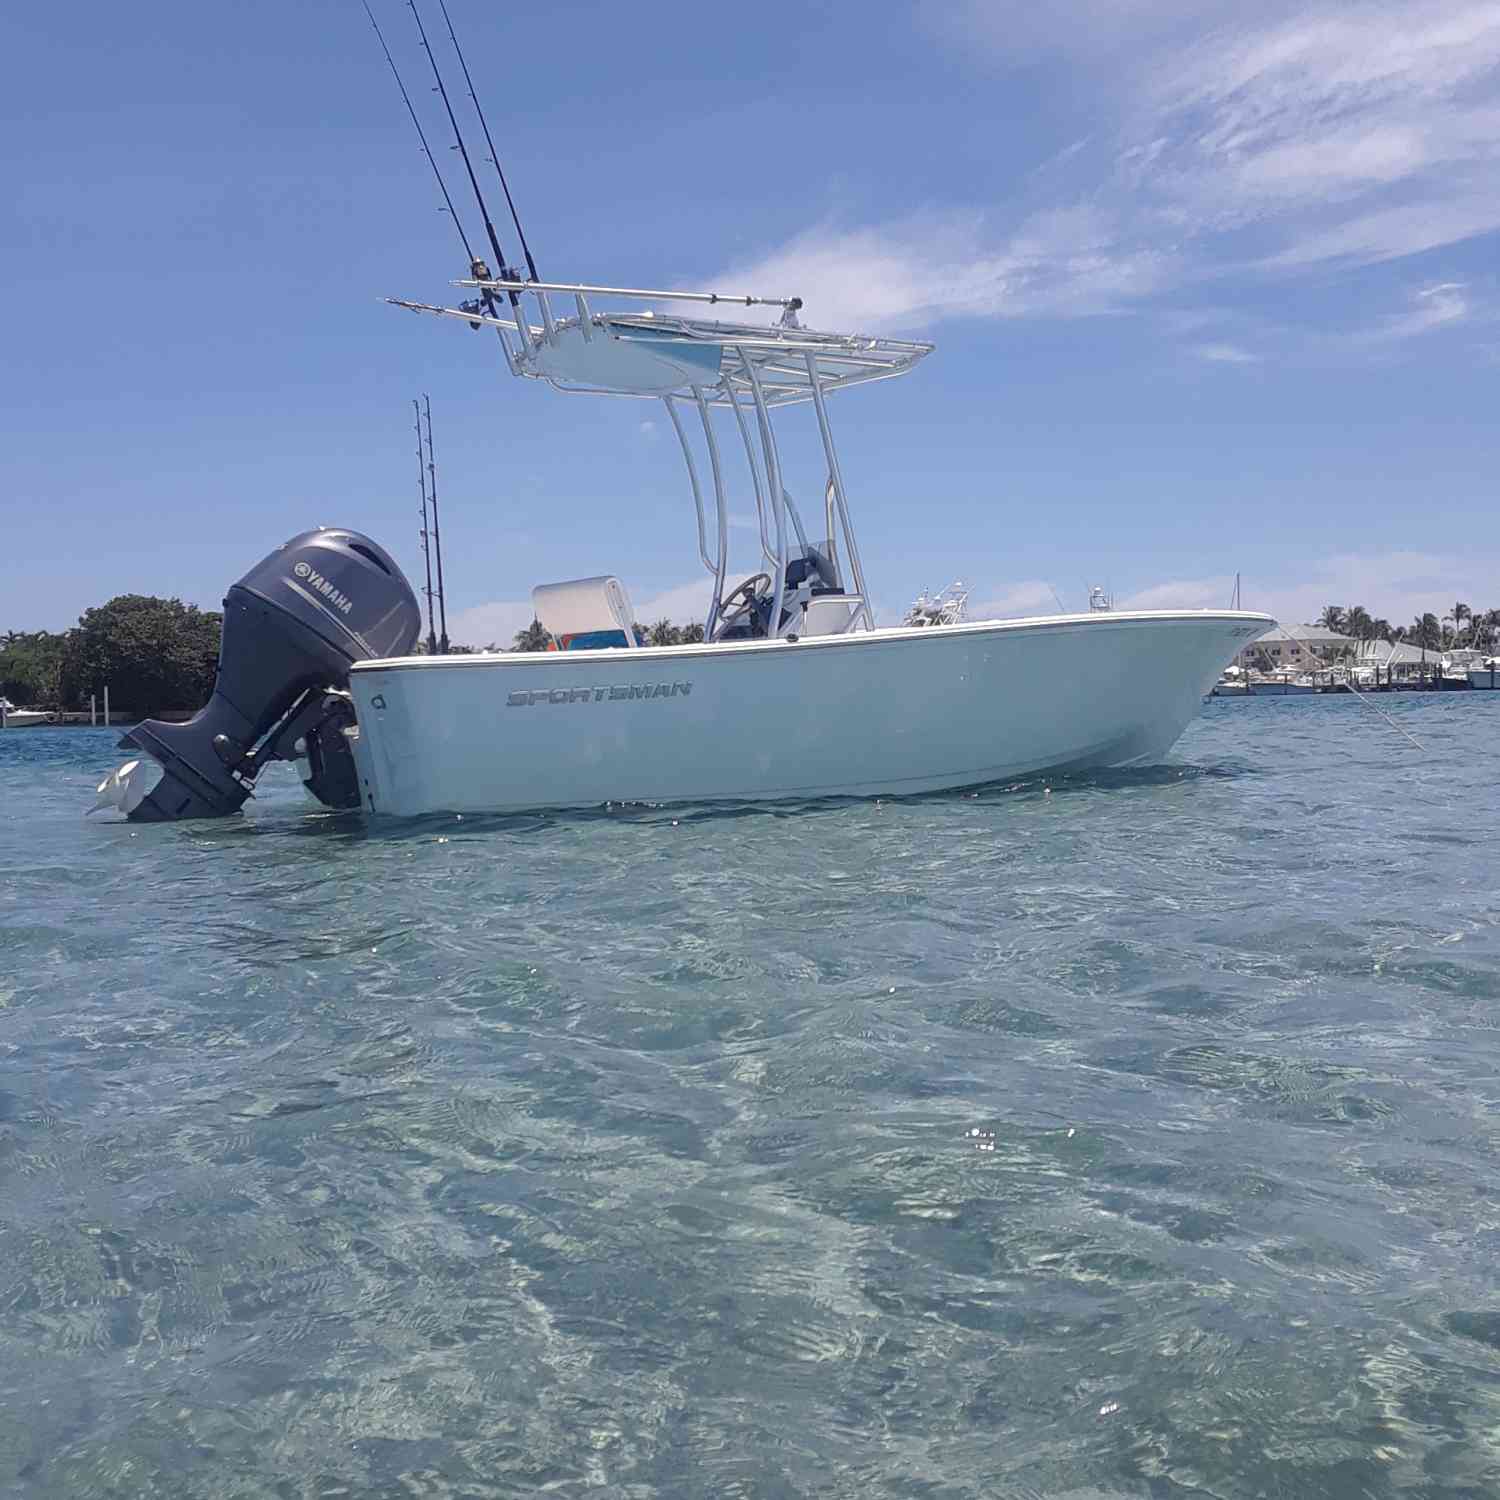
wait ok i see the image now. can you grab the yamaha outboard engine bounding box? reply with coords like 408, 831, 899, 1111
119, 528, 421, 822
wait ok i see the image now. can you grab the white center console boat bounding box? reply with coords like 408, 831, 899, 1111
96, 273, 1270, 821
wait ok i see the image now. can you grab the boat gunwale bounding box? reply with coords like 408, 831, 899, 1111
350, 609, 1277, 673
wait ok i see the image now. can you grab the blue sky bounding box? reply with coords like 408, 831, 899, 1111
4, 0, 1497, 644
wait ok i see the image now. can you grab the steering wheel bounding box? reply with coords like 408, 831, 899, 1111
716, 573, 771, 630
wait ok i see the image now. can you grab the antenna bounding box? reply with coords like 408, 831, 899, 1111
422, 394, 450, 653
437, 0, 539, 282
360, 0, 476, 263
414, 398, 438, 654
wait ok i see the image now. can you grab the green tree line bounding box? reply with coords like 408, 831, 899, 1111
2, 596, 222, 712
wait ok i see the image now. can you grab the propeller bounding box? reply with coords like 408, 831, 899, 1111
88, 759, 152, 817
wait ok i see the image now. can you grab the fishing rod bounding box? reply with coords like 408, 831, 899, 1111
405, 0, 520, 308
436, 0, 539, 284
414, 399, 438, 654
422, 394, 450, 653
363, 0, 518, 366
360, 0, 476, 264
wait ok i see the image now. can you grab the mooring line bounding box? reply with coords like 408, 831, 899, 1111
1342, 673, 1427, 752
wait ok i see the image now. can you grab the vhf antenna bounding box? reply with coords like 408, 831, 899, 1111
422, 394, 450, 653
414, 398, 438, 654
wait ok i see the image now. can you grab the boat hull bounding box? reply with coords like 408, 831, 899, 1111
346, 611, 1271, 816
0, 709, 53, 727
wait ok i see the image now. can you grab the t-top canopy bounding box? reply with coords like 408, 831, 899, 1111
386, 275, 934, 406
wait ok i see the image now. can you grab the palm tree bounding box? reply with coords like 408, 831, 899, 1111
1317, 605, 1346, 632
1344, 604, 1373, 641
679, 622, 706, 644
647, 618, 680, 646
1411, 612, 1440, 651
512, 618, 553, 652
1452, 602, 1472, 646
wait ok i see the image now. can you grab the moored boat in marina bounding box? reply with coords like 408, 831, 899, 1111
0, 697, 55, 728
1211, 669, 1319, 697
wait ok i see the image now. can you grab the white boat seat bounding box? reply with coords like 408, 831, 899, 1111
532, 575, 641, 650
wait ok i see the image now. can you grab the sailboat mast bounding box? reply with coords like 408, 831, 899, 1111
415, 398, 438, 654
423, 394, 449, 653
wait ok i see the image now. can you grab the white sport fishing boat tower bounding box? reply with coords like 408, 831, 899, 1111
90, 2, 1272, 822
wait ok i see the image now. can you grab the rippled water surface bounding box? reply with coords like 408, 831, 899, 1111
4, 698, 1500, 1498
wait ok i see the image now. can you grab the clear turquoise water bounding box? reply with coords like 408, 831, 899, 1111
3, 699, 1500, 1498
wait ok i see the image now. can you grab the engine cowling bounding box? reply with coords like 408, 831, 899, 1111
121, 528, 421, 821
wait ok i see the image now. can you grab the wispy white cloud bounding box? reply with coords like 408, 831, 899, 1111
1192, 341, 1260, 363
447, 597, 535, 650
1263, 188, 1500, 268
1118, 549, 1500, 628
969, 580, 1067, 618
1141, 2, 1500, 262
715, 208, 1173, 332
717, 2, 1500, 342
1117, 575, 1238, 612
633, 577, 713, 625
1365, 280, 1471, 340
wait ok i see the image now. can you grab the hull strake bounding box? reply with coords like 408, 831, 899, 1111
346, 611, 1270, 816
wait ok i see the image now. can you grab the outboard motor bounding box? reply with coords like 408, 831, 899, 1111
119, 528, 421, 822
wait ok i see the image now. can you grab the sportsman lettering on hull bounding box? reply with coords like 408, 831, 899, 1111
507, 682, 693, 707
